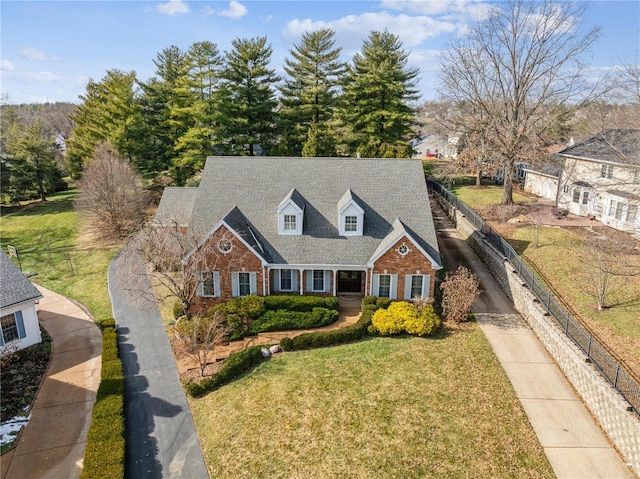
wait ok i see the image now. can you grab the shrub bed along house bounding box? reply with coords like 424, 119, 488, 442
80, 318, 125, 479
249, 307, 339, 333
370, 301, 440, 337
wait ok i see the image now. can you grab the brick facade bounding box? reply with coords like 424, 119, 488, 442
370, 237, 438, 299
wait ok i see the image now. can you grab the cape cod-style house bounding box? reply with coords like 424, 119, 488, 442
0, 250, 43, 352
155, 157, 442, 314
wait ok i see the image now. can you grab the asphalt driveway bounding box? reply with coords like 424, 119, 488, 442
108, 252, 209, 479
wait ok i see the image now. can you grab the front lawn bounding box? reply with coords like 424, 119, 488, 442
189, 327, 553, 478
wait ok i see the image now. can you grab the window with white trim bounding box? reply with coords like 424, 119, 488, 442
378, 274, 391, 298
232, 271, 257, 297
410, 276, 424, 299
344, 215, 358, 232
313, 270, 324, 291
609, 200, 624, 220
600, 164, 613, 179
1, 313, 24, 344
284, 215, 297, 231
238, 272, 251, 296
562, 184, 569, 194
198, 271, 220, 297
572, 189, 580, 203
280, 269, 292, 290
626, 204, 637, 223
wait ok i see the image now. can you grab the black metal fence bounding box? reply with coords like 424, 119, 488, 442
428, 178, 640, 417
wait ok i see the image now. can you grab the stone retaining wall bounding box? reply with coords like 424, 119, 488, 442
439, 197, 640, 474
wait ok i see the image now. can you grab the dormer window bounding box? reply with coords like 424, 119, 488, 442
338, 189, 364, 236
277, 189, 305, 235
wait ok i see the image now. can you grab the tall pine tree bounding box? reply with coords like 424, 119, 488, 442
279, 28, 345, 156
340, 30, 418, 158
218, 36, 280, 156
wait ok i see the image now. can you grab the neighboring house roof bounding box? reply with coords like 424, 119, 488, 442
0, 250, 42, 309
176, 156, 441, 268
154, 187, 199, 227
559, 129, 640, 166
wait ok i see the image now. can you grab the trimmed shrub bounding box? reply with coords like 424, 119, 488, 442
362, 295, 377, 306
98, 317, 116, 330
279, 337, 294, 351
250, 307, 338, 333
375, 297, 392, 309
263, 295, 339, 312
184, 345, 265, 398
81, 319, 125, 479
371, 301, 440, 337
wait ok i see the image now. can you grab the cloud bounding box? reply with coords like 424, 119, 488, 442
1, 70, 61, 83
156, 0, 189, 15
19, 47, 56, 61
285, 12, 457, 52
380, 0, 492, 21
1, 60, 15, 71
219, 1, 247, 19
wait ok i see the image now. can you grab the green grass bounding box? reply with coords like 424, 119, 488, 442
0, 189, 119, 320
189, 328, 553, 479
449, 184, 533, 208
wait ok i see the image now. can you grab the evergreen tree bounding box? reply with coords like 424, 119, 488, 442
279, 28, 345, 156
137, 46, 187, 176
219, 36, 280, 156
67, 70, 142, 178
340, 30, 418, 157
3, 120, 65, 203
170, 41, 223, 183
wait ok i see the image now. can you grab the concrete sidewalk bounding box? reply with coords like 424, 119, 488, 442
1, 286, 102, 479
432, 201, 635, 479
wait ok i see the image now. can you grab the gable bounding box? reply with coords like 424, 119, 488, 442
0, 251, 42, 310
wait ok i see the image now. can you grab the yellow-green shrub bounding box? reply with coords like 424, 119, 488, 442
372, 301, 440, 337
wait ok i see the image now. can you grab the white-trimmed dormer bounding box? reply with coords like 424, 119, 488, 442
338, 189, 364, 236
277, 189, 305, 235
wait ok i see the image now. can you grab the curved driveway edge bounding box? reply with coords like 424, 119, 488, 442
108, 251, 209, 479
1, 286, 102, 479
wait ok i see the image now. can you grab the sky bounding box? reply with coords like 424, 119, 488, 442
1, 0, 638, 105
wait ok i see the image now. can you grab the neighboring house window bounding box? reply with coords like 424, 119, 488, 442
232, 272, 257, 297
284, 215, 297, 231
280, 269, 292, 290
572, 189, 580, 203
198, 271, 220, 297
609, 200, 624, 220
345, 216, 358, 232
600, 164, 613, 179
0, 312, 26, 344
378, 274, 391, 298
313, 270, 324, 291
563, 184, 569, 194
582, 191, 589, 205
626, 205, 637, 223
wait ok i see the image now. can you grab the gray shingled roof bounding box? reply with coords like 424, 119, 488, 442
182, 156, 441, 268
154, 187, 199, 227
559, 129, 640, 166
0, 250, 42, 309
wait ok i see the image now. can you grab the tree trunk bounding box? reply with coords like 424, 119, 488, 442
476, 169, 482, 187
500, 158, 515, 205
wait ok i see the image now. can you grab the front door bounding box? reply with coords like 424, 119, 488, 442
338, 271, 362, 293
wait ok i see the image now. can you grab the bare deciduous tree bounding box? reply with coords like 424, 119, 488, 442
75, 141, 149, 241
579, 232, 640, 311
175, 313, 228, 377
440, 266, 481, 322
439, 0, 602, 205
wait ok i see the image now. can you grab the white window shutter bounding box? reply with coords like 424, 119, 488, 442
404, 275, 413, 300
324, 270, 330, 292
423, 274, 431, 298
291, 270, 298, 291
213, 271, 221, 297
273, 270, 280, 291
390, 274, 398, 300
372, 274, 380, 296
231, 272, 239, 297
306, 270, 312, 292
15, 311, 26, 339
250, 272, 257, 294
196, 271, 203, 297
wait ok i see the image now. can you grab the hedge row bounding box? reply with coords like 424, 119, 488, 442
184, 345, 266, 398
249, 307, 339, 333
263, 295, 339, 312
280, 303, 377, 351
80, 319, 125, 479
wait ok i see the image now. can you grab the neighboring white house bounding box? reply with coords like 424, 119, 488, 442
0, 250, 42, 352
556, 130, 640, 236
